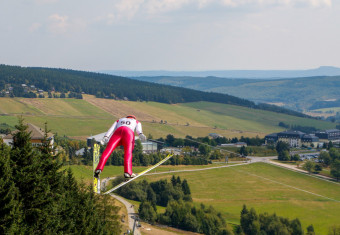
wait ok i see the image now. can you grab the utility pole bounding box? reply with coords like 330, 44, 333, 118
132, 215, 139, 234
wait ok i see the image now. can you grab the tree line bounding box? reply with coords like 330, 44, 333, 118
240, 205, 312, 235
162, 134, 264, 148
113, 175, 233, 234
0, 119, 121, 234
0, 64, 309, 118
318, 147, 340, 181
278, 122, 319, 133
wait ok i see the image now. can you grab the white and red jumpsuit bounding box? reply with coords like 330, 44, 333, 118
95, 117, 143, 175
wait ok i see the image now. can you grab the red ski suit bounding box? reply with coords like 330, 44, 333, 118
95, 117, 143, 175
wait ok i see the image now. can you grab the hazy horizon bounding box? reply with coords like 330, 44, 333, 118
1, 0, 340, 71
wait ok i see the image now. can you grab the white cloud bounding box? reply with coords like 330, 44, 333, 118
218, 0, 332, 7
102, 0, 332, 24
106, 14, 115, 25
28, 23, 42, 33
145, 0, 191, 14
114, 0, 144, 20
220, 0, 240, 7
197, 0, 215, 8
308, 0, 332, 7
34, 0, 58, 4
48, 14, 69, 34
47, 14, 87, 34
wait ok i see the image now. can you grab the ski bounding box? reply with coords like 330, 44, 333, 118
103, 153, 173, 194
93, 143, 101, 194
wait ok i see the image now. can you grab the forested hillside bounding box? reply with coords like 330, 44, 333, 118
0, 64, 308, 118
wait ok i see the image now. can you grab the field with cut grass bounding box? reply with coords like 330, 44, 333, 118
0, 96, 336, 140
64, 162, 340, 234
141, 162, 340, 234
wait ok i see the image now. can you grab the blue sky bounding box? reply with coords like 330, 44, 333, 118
0, 0, 339, 71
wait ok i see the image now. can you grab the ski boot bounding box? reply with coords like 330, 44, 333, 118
124, 172, 137, 181
94, 169, 101, 178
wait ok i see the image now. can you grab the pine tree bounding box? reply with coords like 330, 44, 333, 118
181, 179, 191, 195
138, 201, 157, 224
0, 143, 21, 234
240, 204, 249, 231
10, 117, 54, 233
307, 224, 315, 235
3, 118, 121, 234
171, 175, 177, 186
97, 194, 121, 233
176, 176, 181, 185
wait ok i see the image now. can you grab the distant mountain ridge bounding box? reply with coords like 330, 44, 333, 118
100, 66, 340, 79
127, 75, 340, 112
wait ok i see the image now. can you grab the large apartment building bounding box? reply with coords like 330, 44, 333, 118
265, 130, 319, 148
315, 129, 340, 141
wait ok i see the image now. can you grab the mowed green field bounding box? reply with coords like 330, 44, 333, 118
64, 163, 340, 234
141, 163, 340, 234
0, 97, 336, 139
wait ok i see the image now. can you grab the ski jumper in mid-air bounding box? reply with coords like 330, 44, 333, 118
94, 115, 146, 179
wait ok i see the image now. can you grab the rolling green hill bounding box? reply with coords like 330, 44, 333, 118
0, 97, 336, 140
0, 64, 310, 118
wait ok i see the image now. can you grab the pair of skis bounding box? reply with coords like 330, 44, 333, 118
93, 143, 173, 194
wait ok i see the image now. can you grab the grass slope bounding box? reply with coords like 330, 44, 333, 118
0, 97, 336, 139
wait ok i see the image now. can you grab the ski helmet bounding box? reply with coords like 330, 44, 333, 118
126, 115, 136, 119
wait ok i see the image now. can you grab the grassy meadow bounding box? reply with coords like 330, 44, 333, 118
63, 162, 340, 234
141, 162, 340, 234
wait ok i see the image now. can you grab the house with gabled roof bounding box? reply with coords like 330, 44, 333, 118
3, 123, 54, 147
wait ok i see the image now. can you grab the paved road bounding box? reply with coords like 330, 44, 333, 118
248, 156, 339, 183
101, 178, 141, 234
110, 194, 141, 235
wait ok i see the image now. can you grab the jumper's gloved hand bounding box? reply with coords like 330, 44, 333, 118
100, 136, 109, 145
139, 133, 147, 142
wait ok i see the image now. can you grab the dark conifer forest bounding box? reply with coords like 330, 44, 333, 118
0, 64, 308, 118
0, 119, 121, 234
